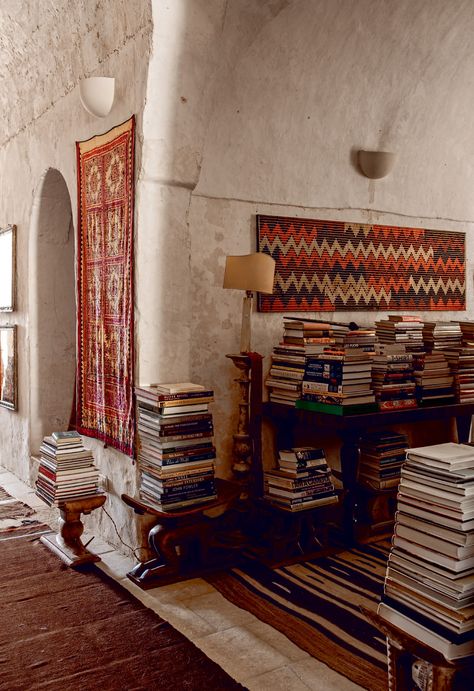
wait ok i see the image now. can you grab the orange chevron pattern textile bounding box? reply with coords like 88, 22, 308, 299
257, 215, 465, 312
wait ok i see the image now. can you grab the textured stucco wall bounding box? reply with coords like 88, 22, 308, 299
0, 0, 152, 551
186, 0, 474, 473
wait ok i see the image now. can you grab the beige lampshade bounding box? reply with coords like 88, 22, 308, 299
223, 253, 275, 294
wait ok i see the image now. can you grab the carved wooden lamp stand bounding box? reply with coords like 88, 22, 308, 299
223, 252, 275, 498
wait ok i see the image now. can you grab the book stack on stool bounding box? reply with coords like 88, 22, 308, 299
378, 442, 474, 660
135, 382, 217, 510
35, 431, 100, 506
263, 447, 338, 511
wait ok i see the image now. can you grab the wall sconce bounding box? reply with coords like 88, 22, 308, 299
358, 150, 396, 179
79, 77, 115, 118
223, 252, 276, 353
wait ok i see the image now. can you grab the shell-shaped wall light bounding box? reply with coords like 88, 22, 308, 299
358, 150, 396, 179
79, 77, 115, 118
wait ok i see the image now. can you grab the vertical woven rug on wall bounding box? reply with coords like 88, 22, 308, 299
0, 485, 245, 690
208, 540, 391, 691
76, 117, 135, 456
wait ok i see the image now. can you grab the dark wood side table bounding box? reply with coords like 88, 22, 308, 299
263, 402, 474, 545
122, 478, 241, 588
40, 493, 106, 567
362, 606, 474, 691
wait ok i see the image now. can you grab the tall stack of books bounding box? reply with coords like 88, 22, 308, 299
358, 431, 408, 491
375, 315, 424, 353
35, 431, 100, 506
298, 349, 376, 415
378, 442, 474, 660
135, 382, 217, 510
371, 346, 417, 410
263, 447, 338, 511
342, 326, 377, 355
443, 322, 474, 403
265, 319, 348, 407
412, 351, 455, 405
422, 321, 463, 352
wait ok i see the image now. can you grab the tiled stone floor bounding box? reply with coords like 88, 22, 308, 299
0, 468, 363, 690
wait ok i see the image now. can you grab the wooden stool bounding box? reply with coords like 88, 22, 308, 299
122, 479, 241, 588
362, 607, 474, 691
41, 493, 106, 567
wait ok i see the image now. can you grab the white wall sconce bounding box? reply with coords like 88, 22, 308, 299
358, 150, 396, 179
79, 77, 115, 118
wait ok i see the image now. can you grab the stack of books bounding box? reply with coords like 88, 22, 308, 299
35, 431, 100, 506
135, 382, 217, 510
378, 442, 474, 660
423, 321, 463, 352
263, 447, 338, 511
371, 346, 417, 410
298, 349, 376, 415
443, 322, 474, 403
412, 351, 455, 405
375, 315, 424, 353
342, 327, 377, 355
358, 431, 408, 491
265, 319, 348, 407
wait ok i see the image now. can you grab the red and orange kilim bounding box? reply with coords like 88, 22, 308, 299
257, 215, 465, 312
76, 117, 135, 457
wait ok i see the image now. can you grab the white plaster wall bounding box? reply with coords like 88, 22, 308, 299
0, 0, 152, 552
185, 0, 474, 473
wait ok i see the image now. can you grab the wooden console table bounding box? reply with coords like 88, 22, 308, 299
122, 478, 242, 588
40, 493, 106, 567
263, 401, 474, 544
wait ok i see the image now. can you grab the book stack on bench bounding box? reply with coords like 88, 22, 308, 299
357, 430, 408, 491
298, 347, 376, 415
371, 345, 417, 411
263, 447, 338, 512
412, 351, 455, 405
35, 431, 100, 506
378, 442, 474, 660
375, 315, 424, 353
135, 382, 217, 510
265, 319, 349, 407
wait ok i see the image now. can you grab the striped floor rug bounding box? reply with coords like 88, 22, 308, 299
208, 540, 391, 691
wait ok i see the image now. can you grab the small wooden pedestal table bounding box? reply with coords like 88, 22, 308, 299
41, 493, 106, 567
361, 607, 474, 691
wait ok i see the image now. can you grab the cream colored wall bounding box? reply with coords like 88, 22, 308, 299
1, 0, 474, 555
185, 0, 474, 472
0, 0, 152, 551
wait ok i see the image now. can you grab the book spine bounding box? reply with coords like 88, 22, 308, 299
136, 389, 214, 402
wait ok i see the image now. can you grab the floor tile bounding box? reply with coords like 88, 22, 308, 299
245, 618, 310, 663
245, 666, 311, 690
290, 658, 364, 691
147, 577, 216, 602
195, 625, 290, 681
179, 590, 256, 631
97, 550, 135, 580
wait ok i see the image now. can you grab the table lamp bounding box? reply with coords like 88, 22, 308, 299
223, 252, 275, 353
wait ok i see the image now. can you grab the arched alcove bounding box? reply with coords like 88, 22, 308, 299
29, 168, 76, 453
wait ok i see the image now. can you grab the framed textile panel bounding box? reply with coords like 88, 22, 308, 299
76, 117, 135, 456
257, 215, 465, 312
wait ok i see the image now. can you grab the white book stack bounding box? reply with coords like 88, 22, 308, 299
378, 442, 474, 660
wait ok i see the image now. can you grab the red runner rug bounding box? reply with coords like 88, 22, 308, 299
0, 486, 245, 690
76, 117, 136, 456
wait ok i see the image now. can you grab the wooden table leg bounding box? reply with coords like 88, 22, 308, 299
340, 430, 360, 545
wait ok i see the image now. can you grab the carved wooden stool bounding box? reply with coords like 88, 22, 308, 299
41, 494, 106, 567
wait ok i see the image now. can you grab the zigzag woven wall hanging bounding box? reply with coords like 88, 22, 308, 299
256, 215, 465, 312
